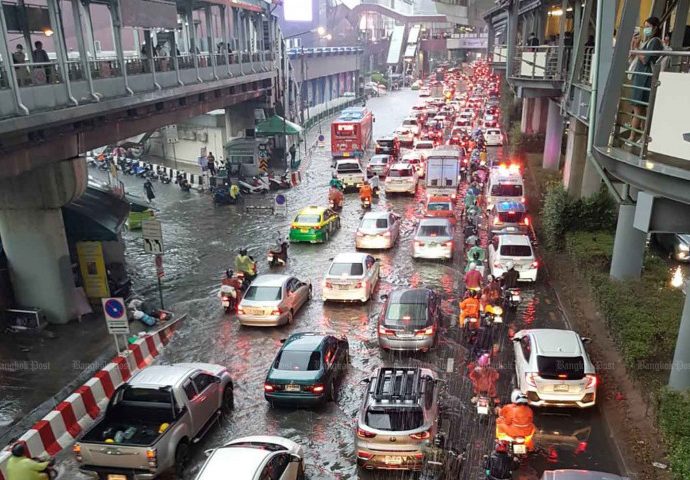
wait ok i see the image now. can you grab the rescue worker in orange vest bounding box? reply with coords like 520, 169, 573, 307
359, 180, 373, 203
468, 353, 500, 403
459, 289, 481, 328
496, 390, 536, 450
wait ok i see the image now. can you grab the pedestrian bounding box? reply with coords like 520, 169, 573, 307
629, 16, 663, 142
527, 33, 539, 47
289, 143, 296, 163
12, 44, 29, 86
207, 152, 216, 176
32, 41, 51, 83
144, 179, 155, 203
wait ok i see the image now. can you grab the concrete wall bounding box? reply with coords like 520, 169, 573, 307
293, 54, 360, 82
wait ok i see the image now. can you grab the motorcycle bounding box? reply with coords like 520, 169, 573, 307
328, 187, 344, 211
361, 197, 372, 209
268, 170, 291, 190
420, 435, 465, 480
213, 186, 238, 205
176, 174, 192, 192
133, 165, 148, 177
482, 305, 504, 329
503, 288, 521, 309
220, 282, 240, 313
267, 242, 289, 267
160, 171, 172, 184
238, 176, 269, 194
495, 436, 532, 459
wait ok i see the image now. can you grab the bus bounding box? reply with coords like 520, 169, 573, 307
331, 107, 374, 159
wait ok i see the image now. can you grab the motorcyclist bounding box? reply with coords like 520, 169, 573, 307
229, 181, 240, 201
496, 390, 536, 449
7, 443, 52, 480
359, 180, 373, 205
328, 185, 344, 209
483, 443, 518, 480
234, 248, 257, 282
466, 241, 485, 271
329, 173, 344, 191
483, 275, 502, 306
464, 190, 477, 210
501, 262, 520, 290
468, 353, 499, 403
459, 289, 481, 328
269, 235, 289, 264
464, 262, 483, 291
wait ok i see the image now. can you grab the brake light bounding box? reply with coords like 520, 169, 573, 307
146, 448, 157, 470
264, 383, 275, 392
410, 430, 431, 440
415, 325, 435, 336
355, 281, 363, 289
521, 197, 526, 203
526, 373, 538, 387
311, 384, 325, 394
313, 225, 321, 230
357, 450, 374, 459
530, 261, 539, 268
415, 241, 425, 247
558, 374, 568, 379
325, 281, 333, 289
357, 427, 377, 438
382, 231, 391, 237
378, 324, 395, 335
237, 307, 245, 315
524, 217, 530, 226
270, 308, 283, 316
585, 374, 597, 389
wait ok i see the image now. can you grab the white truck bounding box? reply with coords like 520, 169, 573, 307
74, 363, 234, 480
334, 159, 380, 192
425, 147, 461, 201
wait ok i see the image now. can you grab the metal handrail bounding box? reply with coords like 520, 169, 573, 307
511, 45, 571, 80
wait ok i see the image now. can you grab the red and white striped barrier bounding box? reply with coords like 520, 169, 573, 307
0, 316, 184, 476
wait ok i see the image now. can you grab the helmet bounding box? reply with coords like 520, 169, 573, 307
11, 443, 25, 457
477, 353, 490, 367
226, 269, 233, 279
506, 261, 515, 270
511, 389, 528, 404
239, 248, 248, 256
487, 274, 495, 282
470, 262, 478, 271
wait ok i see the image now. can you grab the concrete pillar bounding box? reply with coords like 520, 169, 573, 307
562, 119, 588, 195
531, 97, 548, 134
669, 285, 690, 390
610, 203, 646, 280
542, 99, 564, 170
580, 156, 602, 197
0, 158, 87, 324
520, 98, 534, 134
224, 107, 233, 139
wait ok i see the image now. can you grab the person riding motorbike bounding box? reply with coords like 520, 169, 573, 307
483, 443, 518, 480
459, 289, 481, 328
501, 262, 520, 290
359, 180, 373, 206
483, 275, 502, 306
329, 173, 344, 191
496, 390, 536, 449
268, 236, 289, 265
468, 353, 499, 403
229, 182, 240, 201
7, 443, 53, 480
466, 241, 485, 271
328, 185, 344, 209
464, 262, 483, 291
234, 248, 257, 283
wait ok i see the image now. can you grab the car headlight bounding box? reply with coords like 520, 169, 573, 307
679, 244, 689, 252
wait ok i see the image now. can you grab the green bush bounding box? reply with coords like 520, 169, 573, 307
541, 181, 572, 249
659, 389, 690, 478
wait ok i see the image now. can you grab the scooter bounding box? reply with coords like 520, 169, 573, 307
503, 288, 521, 309
267, 242, 289, 267
176, 174, 192, 192
133, 165, 148, 177
361, 197, 372, 209
268, 170, 291, 190
238, 176, 269, 194
213, 186, 238, 205
159, 170, 172, 184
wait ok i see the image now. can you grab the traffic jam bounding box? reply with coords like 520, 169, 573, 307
59, 62, 621, 480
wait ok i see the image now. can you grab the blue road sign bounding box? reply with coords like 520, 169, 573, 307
104, 298, 125, 319
275, 194, 286, 205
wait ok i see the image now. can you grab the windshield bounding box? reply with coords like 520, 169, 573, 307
337, 163, 361, 173
389, 168, 412, 177
537, 355, 585, 380
370, 157, 388, 165
416, 143, 433, 149
295, 214, 321, 224
402, 119, 417, 127
384, 302, 429, 328
491, 184, 523, 197
365, 407, 424, 431
244, 286, 282, 301
500, 245, 532, 257
361, 218, 388, 229
418, 225, 449, 237
427, 202, 450, 211
329, 262, 364, 276
274, 350, 321, 371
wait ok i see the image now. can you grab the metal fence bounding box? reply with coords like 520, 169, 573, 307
511, 45, 571, 80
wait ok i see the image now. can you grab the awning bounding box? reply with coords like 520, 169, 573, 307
255, 115, 303, 136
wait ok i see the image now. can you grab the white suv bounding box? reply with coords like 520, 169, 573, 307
512, 329, 597, 408
322, 252, 380, 302
385, 163, 418, 195
488, 234, 537, 282
485, 128, 503, 146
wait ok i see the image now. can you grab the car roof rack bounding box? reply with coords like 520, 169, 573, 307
371, 367, 426, 403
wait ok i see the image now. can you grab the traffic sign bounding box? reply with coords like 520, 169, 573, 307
274, 194, 287, 216
102, 297, 129, 334
142, 219, 164, 254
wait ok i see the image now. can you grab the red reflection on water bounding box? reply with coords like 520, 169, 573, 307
521, 297, 537, 327
440, 272, 454, 294
410, 271, 420, 288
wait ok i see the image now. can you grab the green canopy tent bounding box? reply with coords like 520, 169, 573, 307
254, 115, 303, 136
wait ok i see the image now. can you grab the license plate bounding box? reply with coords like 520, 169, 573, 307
267, 255, 273, 261
343, 152, 350, 157
300, 228, 309, 233
245, 307, 263, 315
429, 242, 437, 246
511, 295, 521, 302
513, 444, 527, 455
477, 404, 489, 415
384, 456, 403, 465
554, 384, 569, 392
493, 315, 503, 324
107, 476, 128, 480
334, 284, 350, 290
285, 384, 300, 392
222, 300, 230, 307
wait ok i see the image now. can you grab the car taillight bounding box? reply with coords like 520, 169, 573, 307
521, 197, 526, 203
493, 216, 500, 225
264, 383, 275, 392
530, 261, 539, 268
378, 324, 395, 335
270, 308, 283, 316
382, 231, 391, 237
325, 281, 333, 289
415, 241, 425, 247
526, 373, 538, 387
410, 430, 431, 440
524, 217, 530, 226
355, 281, 364, 288
443, 241, 453, 247
415, 325, 435, 336
357, 450, 374, 459
356, 231, 364, 237
313, 225, 321, 230
585, 374, 597, 389
305, 384, 325, 393
237, 307, 245, 315
357, 427, 377, 438
146, 448, 157, 470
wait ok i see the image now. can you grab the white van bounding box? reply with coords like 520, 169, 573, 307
487, 165, 525, 209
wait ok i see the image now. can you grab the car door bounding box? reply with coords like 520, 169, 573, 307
365, 255, 379, 291
515, 336, 532, 390
322, 338, 338, 385
189, 372, 220, 431
289, 278, 309, 311
259, 452, 295, 480
389, 213, 400, 243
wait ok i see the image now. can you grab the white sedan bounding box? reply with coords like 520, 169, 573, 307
356, 211, 400, 250
195, 436, 305, 480
413, 218, 454, 260
322, 252, 380, 302
237, 274, 311, 326
488, 234, 538, 282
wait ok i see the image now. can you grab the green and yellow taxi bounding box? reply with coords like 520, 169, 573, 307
289, 206, 341, 243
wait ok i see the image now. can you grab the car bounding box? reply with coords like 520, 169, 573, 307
401, 117, 421, 136
375, 136, 400, 158
513, 329, 597, 408
413, 218, 454, 260
385, 163, 418, 195
424, 196, 456, 224
488, 233, 538, 282
263, 333, 349, 406
288, 206, 340, 244
394, 127, 415, 146
194, 435, 305, 480
356, 211, 400, 250
489, 200, 530, 235
377, 288, 441, 352
540, 470, 629, 480
400, 152, 425, 178
654, 233, 690, 262
413, 140, 435, 159
483, 115, 498, 128
355, 367, 440, 471
237, 274, 311, 327
368, 154, 393, 177
419, 87, 431, 97
485, 128, 503, 146
322, 252, 380, 302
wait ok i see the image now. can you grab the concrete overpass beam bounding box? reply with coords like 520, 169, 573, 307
542, 99, 564, 170
0, 158, 87, 324
610, 203, 646, 280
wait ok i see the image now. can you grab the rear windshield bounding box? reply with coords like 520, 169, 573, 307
500, 245, 532, 257
419, 225, 449, 237
537, 356, 585, 380
244, 286, 282, 301
366, 407, 424, 431
427, 202, 451, 211
389, 168, 413, 177
416, 143, 434, 149
487, 130, 501, 135
274, 350, 321, 371
402, 119, 417, 126
491, 184, 523, 197
329, 262, 364, 276
121, 387, 172, 404
377, 140, 394, 146
361, 218, 388, 229
337, 163, 361, 173
385, 302, 429, 328
370, 157, 389, 165
498, 211, 526, 223
295, 214, 321, 224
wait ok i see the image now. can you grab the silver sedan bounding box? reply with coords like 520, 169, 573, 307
355, 211, 400, 250
237, 274, 311, 326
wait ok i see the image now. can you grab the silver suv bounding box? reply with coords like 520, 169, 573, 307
355, 367, 440, 472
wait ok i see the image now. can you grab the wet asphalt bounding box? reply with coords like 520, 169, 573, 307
61, 88, 622, 479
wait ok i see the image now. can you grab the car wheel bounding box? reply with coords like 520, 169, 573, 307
328, 379, 338, 402
336, 218, 341, 229
221, 384, 234, 414
174, 441, 189, 477
287, 309, 294, 325
324, 230, 330, 243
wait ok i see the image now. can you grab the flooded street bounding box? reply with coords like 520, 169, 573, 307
64, 89, 622, 479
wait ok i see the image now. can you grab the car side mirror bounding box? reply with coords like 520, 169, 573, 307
581, 337, 592, 344
379, 294, 388, 301
289, 454, 302, 463
361, 378, 371, 384
204, 448, 215, 457
280, 338, 287, 344
512, 337, 521, 342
